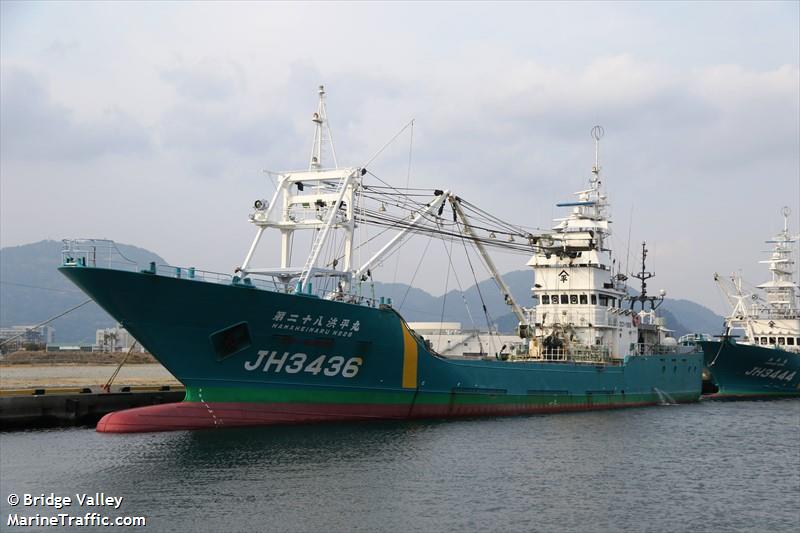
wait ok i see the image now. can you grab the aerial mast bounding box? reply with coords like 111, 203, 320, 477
592, 125, 603, 176
589, 125, 608, 250
309, 85, 338, 170
628, 242, 663, 311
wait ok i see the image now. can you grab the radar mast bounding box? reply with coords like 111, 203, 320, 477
309, 85, 338, 170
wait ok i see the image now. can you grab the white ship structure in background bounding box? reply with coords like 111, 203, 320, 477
699, 207, 800, 398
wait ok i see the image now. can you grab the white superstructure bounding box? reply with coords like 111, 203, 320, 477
523, 127, 677, 361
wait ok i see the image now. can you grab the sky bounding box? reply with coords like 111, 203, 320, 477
1, 1, 798, 316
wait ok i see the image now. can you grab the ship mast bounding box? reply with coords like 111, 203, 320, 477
756, 205, 799, 317
627, 242, 663, 311
238, 86, 360, 293
309, 85, 338, 170
590, 125, 606, 250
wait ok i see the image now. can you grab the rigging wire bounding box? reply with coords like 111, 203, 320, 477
438, 236, 454, 343
355, 192, 538, 248
399, 233, 435, 311
363, 171, 428, 210
441, 225, 484, 353
455, 219, 498, 354
0, 299, 94, 347
391, 125, 416, 291
406, 119, 415, 188
361, 120, 415, 169
0, 280, 82, 293
353, 211, 537, 255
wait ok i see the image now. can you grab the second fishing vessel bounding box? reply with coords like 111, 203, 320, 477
60, 88, 703, 432
700, 207, 800, 399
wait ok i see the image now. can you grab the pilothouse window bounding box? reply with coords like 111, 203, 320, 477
591, 295, 597, 305
778, 337, 785, 345
551, 295, 559, 304
570, 295, 578, 304
541, 295, 550, 304
560, 295, 569, 304
788, 337, 796, 346
769, 337, 776, 345
580, 295, 588, 305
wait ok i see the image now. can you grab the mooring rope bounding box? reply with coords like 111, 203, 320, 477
102, 341, 138, 393
0, 299, 93, 347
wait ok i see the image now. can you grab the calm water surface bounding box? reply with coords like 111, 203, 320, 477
1, 399, 798, 532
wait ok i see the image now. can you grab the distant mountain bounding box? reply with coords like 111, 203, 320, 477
374, 270, 534, 328
0, 240, 167, 342
1, 241, 724, 343
658, 297, 726, 337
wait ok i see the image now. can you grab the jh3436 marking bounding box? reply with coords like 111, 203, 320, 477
244, 350, 363, 378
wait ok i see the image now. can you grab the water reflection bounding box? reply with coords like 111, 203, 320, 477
1, 402, 798, 532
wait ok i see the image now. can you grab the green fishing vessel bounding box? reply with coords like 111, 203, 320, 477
60, 88, 703, 432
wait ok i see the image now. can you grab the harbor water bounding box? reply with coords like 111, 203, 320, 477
1, 399, 798, 532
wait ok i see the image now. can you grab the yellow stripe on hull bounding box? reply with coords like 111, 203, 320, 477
402, 324, 418, 389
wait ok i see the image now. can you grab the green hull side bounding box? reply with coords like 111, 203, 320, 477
700, 340, 800, 399
187, 385, 698, 408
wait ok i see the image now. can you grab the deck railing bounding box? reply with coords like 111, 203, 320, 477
538, 345, 612, 363
61, 239, 385, 307
634, 343, 678, 355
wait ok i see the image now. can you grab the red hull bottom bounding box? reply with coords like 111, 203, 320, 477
96, 400, 659, 433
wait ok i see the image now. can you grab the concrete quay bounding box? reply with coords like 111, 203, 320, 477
0, 363, 183, 430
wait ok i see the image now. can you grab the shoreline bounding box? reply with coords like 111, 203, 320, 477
1, 363, 179, 389
0, 350, 159, 366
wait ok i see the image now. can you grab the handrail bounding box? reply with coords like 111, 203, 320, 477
60, 238, 386, 308
634, 343, 678, 355
539, 345, 611, 363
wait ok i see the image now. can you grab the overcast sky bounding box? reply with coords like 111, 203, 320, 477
1, 1, 798, 316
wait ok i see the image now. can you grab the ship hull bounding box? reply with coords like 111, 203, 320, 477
60, 266, 703, 433
699, 340, 800, 399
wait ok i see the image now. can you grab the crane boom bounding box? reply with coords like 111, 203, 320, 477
449, 196, 529, 329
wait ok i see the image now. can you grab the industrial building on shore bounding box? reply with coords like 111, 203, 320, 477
1, 324, 145, 354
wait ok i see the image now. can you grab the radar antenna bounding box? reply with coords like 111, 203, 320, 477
591, 125, 604, 176
628, 241, 664, 311
782, 206, 791, 233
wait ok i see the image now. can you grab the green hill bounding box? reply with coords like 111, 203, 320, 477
0, 240, 167, 342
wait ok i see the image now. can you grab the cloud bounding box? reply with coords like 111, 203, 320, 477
1, 2, 797, 314
42, 39, 80, 58
0, 68, 153, 161
159, 58, 244, 101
